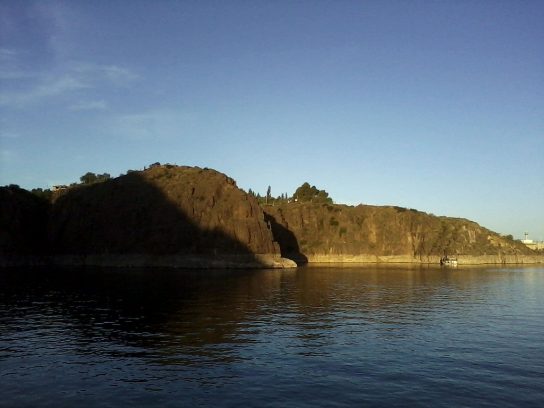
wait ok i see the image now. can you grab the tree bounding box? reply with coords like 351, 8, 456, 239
97, 173, 111, 182
293, 182, 332, 204
266, 185, 271, 204
80, 172, 98, 184
80, 172, 110, 185
31, 188, 53, 200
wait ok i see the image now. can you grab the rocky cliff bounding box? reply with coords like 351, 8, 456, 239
3, 165, 294, 268
51, 166, 280, 255
264, 202, 537, 264
1, 165, 541, 267
0, 185, 49, 256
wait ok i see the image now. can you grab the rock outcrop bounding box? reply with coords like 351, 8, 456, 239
1, 165, 541, 267
0, 185, 49, 256
50, 166, 278, 255
2, 166, 295, 268
264, 202, 539, 264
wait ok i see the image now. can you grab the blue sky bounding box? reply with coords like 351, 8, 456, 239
1, 0, 543, 240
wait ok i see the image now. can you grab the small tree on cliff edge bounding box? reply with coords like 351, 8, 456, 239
266, 185, 271, 204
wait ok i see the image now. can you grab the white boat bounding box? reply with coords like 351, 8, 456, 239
440, 256, 458, 267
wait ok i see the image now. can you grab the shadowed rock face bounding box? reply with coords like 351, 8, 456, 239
49, 166, 279, 256
264, 203, 535, 262
0, 186, 49, 255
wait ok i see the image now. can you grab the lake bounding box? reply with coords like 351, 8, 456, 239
1, 265, 543, 407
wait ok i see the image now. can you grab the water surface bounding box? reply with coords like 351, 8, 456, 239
1, 265, 543, 407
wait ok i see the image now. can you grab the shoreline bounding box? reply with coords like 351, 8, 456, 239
1, 253, 543, 269
0, 254, 298, 269
301, 254, 544, 265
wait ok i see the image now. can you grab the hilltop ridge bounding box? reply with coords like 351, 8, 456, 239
2, 165, 295, 268
0, 164, 541, 267
263, 202, 536, 265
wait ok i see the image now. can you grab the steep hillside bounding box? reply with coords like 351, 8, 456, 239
1, 165, 540, 267
0, 185, 49, 255
264, 202, 535, 264
50, 165, 279, 256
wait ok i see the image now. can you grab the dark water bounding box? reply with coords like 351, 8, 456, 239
1, 265, 543, 407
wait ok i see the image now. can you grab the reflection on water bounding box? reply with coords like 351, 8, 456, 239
1, 266, 543, 407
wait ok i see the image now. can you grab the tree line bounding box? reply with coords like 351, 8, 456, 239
28, 171, 113, 199
248, 182, 333, 205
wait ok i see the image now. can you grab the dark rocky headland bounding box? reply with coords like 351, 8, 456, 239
1, 164, 542, 268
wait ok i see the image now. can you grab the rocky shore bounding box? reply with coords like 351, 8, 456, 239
0, 254, 297, 269
297, 254, 544, 265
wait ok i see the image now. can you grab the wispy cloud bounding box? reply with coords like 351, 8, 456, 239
0, 48, 33, 80
69, 100, 108, 111
0, 149, 17, 162
0, 130, 20, 139
110, 110, 196, 140
113, 112, 166, 140
32, 1, 78, 60
0, 57, 138, 108
0, 75, 89, 107
73, 63, 139, 85
0, 48, 17, 62
0, 70, 29, 80
0, 2, 139, 109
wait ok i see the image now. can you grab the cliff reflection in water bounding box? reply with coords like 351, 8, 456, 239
1, 266, 543, 407
0, 266, 533, 357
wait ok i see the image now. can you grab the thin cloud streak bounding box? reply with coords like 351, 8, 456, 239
0, 75, 89, 107
0, 131, 20, 139
0, 60, 138, 108
0, 149, 17, 162
109, 110, 196, 140
72, 63, 140, 85
69, 100, 108, 111
0, 48, 33, 80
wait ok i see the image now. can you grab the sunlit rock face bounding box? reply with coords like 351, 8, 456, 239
263, 202, 535, 263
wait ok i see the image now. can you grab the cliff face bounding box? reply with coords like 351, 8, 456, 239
1, 165, 540, 267
50, 166, 279, 257
0, 186, 49, 255
264, 203, 535, 263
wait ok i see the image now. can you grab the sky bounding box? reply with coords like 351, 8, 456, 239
1, 0, 543, 240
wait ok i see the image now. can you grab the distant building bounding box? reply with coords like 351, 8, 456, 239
521, 232, 544, 251
52, 185, 68, 191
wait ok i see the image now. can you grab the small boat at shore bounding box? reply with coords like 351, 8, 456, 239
440, 256, 458, 267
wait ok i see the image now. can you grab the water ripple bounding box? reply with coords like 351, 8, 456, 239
1, 266, 544, 407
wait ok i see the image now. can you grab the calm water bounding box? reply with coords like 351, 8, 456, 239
1, 265, 543, 407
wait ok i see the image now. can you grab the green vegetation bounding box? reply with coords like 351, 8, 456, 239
80, 172, 111, 185
249, 182, 333, 205
248, 188, 290, 205
293, 182, 332, 204
30, 188, 53, 200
